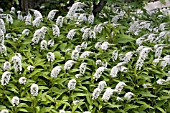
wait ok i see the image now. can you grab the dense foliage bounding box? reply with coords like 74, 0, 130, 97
0, 1, 170, 113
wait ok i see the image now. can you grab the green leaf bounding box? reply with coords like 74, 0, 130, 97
45, 95, 54, 102
73, 93, 87, 97
160, 0, 166, 4
155, 106, 166, 113
39, 86, 49, 90
18, 108, 29, 112
136, 101, 154, 110
125, 104, 139, 111
86, 93, 92, 105
116, 34, 135, 43
59, 43, 67, 51
140, 91, 157, 97
107, 103, 122, 108
159, 96, 170, 100
54, 51, 61, 60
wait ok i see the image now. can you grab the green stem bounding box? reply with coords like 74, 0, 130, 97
12, 106, 17, 113
31, 96, 36, 113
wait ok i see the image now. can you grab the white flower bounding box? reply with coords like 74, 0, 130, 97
143, 83, 151, 88
98, 81, 107, 91
146, 33, 157, 43
66, 29, 76, 40
48, 39, 54, 47
115, 82, 126, 94
92, 88, 101, 100
78, 13, 87, 23
5, 33, 11, 39
66, 2, 87, 19
95, 42, 102, 49
66, 48, 72, 52
52, 25, 60, 37
110, 66, 119, 78
27, 65, 34, 71
0, 44, 6, 54
102, 62, 107, 68
161, 55, 170, 69
156, 79, 166, 85
93, 67, 106, 81
83, 111, 91, 113
123, 52, 134, 63
6, 14, 13, 24
40, 40, 48, 50
47, 52, 55, 62
11, 55, 20, 63
136, 58, 144, 70
136, 47, 152, 70
19, 77, 26, 85
120, 66, 128, 72
75, 45, 81, 53
56, 16, 64, 27
81, 26, 88, 32
30, 9, 42, 19
94, 24, 104, 33
168, 71, 170, 75
0, 8, 3, 12
11, 96, 20, 106
139, 47, 152, 59
17, 11, 23, 20
68, 79, 76, 90
75, 74, 82, 78
10, 7, 15, 14
47, 10, 58, 20
79, 63, 87, 74
59, 110, 65, 113
82, 28, 90, 40
71, 50, 79, 60
0, 19, 6, 33
0, 29, 4, 45
22, 29, 30, 36
2, 61, 11, 71
136, 46, 147, 53
24, 12, 32, 25
16, 53, 22, 60
32, 17, 43, 27
64, 60, 76, 70
51, 66, 62, 78
81, 42, 87, 49
155, 46, 163, 58
41, 26, 48, 34
30, 83, 39, 96
73, 13, 80, 20
102, 88, 114, 102
0, 109, 9, 113
11, 55, 22, 72
80, 51, 93, 58
101, 42, 109, 50
73, 100, 80, 105
166, 76, 170, 82
1, 71, 11, 86
112, 50, 118, 62
136, 37, 145, 46
116, 97, 123, 101
89, 30, 96, 39
124, 92, 134, 100
96, 60, 102, 66
88, 14, 94, 24
152, 58, 161, 66
32, 35, 40, 44
159, 23, 166, 31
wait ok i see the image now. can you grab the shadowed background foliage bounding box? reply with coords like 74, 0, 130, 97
0, 0, 160, 15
